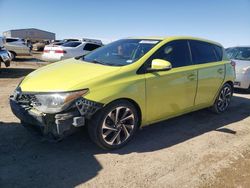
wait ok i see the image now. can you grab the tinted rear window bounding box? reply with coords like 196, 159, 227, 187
62, 42, 81, 47
189, 40, 218, 64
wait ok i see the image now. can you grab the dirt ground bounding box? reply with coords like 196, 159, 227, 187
0, 57, 250, 188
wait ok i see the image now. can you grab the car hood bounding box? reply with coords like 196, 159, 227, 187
20, 58, 121, 92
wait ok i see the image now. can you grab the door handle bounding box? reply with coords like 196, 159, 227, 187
217, 68, 224, 74
187, 73, 196, 80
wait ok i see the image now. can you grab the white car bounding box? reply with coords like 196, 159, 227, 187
226, 46, 250, 91
42, 39, 102, 62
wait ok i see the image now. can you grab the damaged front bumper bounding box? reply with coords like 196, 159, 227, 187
9, 94, 103, 139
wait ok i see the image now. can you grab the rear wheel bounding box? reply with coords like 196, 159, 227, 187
88, 100, 139, 149
212, 83, 233, 113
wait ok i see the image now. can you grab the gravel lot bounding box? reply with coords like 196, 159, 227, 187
0, 56, 250, 188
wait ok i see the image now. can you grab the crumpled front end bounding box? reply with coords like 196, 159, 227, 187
9, 90, 103, 139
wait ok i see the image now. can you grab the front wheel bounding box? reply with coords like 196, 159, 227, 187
10, 52, 16, 61
88, 100, 139, 150
212, 83, 233, 114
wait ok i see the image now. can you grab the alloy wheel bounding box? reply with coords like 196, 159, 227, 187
217, 85, 232, 112
101, 106, 135, 146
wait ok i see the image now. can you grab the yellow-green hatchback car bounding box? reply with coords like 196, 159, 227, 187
10, 36, 235, 149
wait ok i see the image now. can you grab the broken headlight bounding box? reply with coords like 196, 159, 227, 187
33, 89, 89, 114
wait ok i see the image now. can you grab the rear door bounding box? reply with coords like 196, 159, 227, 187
189, 40, 225, 106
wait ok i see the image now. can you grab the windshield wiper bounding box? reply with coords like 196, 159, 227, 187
75, 55, 85, 60
91, 59, 106, 65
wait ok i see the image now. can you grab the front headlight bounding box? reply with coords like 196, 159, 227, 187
33, 89, 89, 114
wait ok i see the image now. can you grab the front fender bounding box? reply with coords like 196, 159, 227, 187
84, 75, 147, 125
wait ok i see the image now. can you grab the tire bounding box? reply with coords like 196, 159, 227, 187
247, 85, 250, 93
10, 52, 16, 61
88, 100, 139, 150
212, 83, 233, 114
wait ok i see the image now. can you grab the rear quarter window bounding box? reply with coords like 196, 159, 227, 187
189, 40, 218, 64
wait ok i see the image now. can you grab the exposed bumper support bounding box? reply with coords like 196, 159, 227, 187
9, 96, 103, 139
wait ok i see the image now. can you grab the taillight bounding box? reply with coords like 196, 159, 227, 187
55, 50, 66, 54
43, 50, 49, 53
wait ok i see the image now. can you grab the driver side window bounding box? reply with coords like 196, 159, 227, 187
148, 40, 192, 68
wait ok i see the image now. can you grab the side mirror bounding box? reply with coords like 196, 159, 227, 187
147, 59, 172, 72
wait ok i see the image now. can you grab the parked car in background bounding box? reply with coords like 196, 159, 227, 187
48, 40, 65, 46
0, 37, 11, 69
6, 37, 26, 45
4, 38, 31, 60
62, 38, 80, 42
10, 36, 235, 149
32, 41, 50, 51
42, 38, 102, 62
226, 46, 250, 91
50, 41, 65, 46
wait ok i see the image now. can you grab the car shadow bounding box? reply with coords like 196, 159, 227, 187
13, 57, 46, 63
0, 95, 249, 187
115, 95, 250, 154
0, 67, 35, 78
0, 123, 103, 188
234, 88, 250, 94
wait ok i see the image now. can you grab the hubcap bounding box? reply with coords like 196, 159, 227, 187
102, 106, 135, 146
217, 86, 232, 112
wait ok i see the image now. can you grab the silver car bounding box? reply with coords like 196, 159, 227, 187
0, 37, 11, 69
226, 46, 250, 91
4, 37, 31, 60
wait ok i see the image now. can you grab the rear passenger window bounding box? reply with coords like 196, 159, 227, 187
84, 43, 101, 51
189, 40, 217, 64
214, 45, 223, 61
149, 40, 192, 68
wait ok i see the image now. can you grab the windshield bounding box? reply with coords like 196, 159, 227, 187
226, 47, 250, 60
82, 39, 160, 66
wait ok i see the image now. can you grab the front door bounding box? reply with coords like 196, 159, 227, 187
144, 40, 197, 123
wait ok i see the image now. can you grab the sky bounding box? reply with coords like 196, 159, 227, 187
0, 0, 249, 47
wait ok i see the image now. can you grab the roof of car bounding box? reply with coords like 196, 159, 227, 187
129, 36, 223, 47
